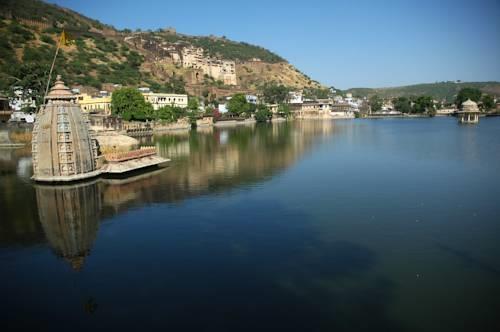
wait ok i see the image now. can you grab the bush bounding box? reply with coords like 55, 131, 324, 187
254, 104, 271, 122
8, 22, 35, 43
40, 34, 55, 45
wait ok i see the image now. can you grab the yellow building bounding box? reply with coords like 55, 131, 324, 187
77, 94, 112, 115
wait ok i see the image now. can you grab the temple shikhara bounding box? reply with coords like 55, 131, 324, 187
31, 76, 169, 183
32, 76, 101, 182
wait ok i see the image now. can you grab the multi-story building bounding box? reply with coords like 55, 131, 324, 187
142, 93, 188, 110
77, 94, 112, 115
179, 46, 237, 86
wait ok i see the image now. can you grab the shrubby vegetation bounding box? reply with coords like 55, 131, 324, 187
1, 0, 106, 31
254, 104, 272, 122
481, 94, 495, 111
156, 33, 284, 63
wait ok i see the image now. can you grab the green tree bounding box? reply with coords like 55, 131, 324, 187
111, 87, 153, 121
155, 105, 186, 122
254, 104, 272, 122
455, 87, 482, 106
411, 96, 434, 114
369, 95, 382, 113
227, 93, 249, 116
261, 83, 290, 104
393, 97, 411, 113
303, 87, 331, 100
481, 94, 494, 111
188, 97, 199, 111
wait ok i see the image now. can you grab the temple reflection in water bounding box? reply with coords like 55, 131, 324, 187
35, 182, 101, 271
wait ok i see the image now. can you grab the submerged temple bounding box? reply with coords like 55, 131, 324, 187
32, 76, 100, 181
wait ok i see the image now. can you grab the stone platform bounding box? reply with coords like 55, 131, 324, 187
101, 155, 170, 174
33, 147, 169, 183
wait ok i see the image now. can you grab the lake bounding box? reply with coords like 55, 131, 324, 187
1, 117, 499, 331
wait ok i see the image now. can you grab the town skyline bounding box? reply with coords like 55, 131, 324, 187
47, 0, 500, 89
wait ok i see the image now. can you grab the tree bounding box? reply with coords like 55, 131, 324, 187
254, 104, 272, 122
261, 83, 290, 104
455, 87, 482, 106
111, 87, 153, 121
369, 95, 382, 113
303, 87, 331, 100
154, 105, 186, 122
411, 96, 434, 114
481, 94, 494, 111
227, 93, 249, 116
188, 97, 199, 111
7, 62, 49, 111
393, 97, 411, 113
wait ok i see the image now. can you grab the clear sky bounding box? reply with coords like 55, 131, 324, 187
48, 0, 500, 89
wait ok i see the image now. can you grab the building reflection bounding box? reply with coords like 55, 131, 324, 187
35, 182, 101, 271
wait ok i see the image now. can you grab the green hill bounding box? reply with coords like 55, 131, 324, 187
346, 81, 500, 102
0, 0, 317, 101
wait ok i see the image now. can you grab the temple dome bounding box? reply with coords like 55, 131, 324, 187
32, 76, 99, 181
45, 75, 76, 100
461, 99, 479, 113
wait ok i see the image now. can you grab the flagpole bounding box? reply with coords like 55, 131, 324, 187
44, 32, 63, 102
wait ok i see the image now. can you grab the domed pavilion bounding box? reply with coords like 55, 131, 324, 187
31, 76, 100, 182
457, 99, 480, 124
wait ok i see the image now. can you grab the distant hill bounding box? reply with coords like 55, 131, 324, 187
345, 81, 500, 102
0, 0, 321, 98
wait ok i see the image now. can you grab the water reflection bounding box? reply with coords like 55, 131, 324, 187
152, 120, 336, 195
35, 183, 101, 271
1, 121, 336, 265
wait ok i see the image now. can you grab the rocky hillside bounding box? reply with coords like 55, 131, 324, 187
345, 81, 500, 102
0, 0, 321, 99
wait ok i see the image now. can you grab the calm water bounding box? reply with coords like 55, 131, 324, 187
1, 118, 499, 331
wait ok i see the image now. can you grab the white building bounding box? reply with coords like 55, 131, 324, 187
246, 95, 258, 104
142, 93, 188, 110
218, 103, 228, 113
289, 91, 303, 104
436, 108, 457, 116
9, 88, 36, 111
138, 87, 151, 93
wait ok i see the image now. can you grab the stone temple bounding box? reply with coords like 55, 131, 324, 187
32, 76, 169, 183
457, 99, 480, 124
32, 76, 100, 182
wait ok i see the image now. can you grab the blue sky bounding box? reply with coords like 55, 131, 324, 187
48, 0, 500, 89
